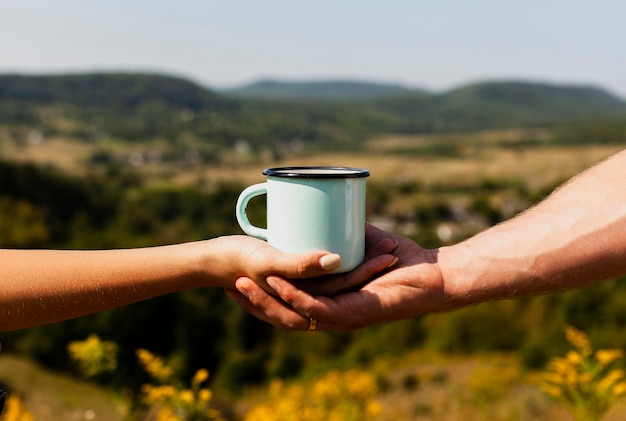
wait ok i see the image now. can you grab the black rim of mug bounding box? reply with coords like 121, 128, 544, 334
263, 166, 369, 178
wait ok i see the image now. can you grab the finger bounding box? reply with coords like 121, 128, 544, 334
297, 254, 398, 296
271, 275, 388, 331
265, 276, 344, 323
365, 238, 398, 259
364, 226, 398, 259
267, 224, 394, 279
302, 317, 352, 332
238, 277, 371, 332
268, 250, 342, 279
364, 224, 399, 248
229, 284, 345, 332
232, 278, 309, 329
229, 283, 329, 331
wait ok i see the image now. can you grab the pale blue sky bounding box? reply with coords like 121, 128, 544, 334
2, 1, 626, 97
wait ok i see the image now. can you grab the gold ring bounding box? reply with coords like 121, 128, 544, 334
307, 318, 318, 332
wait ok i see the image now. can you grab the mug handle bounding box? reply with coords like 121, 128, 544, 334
235, 182, 268, 240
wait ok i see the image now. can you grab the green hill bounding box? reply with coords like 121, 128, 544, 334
0, 73, 224, 109
221, 79, 427, 100
371, 81, 626, 132
1, 73, 625, 150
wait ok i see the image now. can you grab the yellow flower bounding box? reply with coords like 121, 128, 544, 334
605, 369, 624, 383
133, 348, 222, 420
142, 385, 176, 404
544, 372, 565, 385
565, 326, 592, 356
366, 400, 382, 416
136, 348, 173, 382
155, 406, 178, 421
179, 389, 193, 405
596, 349, 624, 366
541, 326, 626, 421
3, 395, 34, 421
345, 370, 378, 399
548, 358, 571, 375
541, 383, 563, 398
312, 371, 340, 401
597, 369, 625, 394
612, 382, 626, 396
67, 334, 119, 377
565, 368, 579, 387
566, 350, 583, 366
245, 370, 380, 421
192, 368, 209, 386
198, 388, 212, 403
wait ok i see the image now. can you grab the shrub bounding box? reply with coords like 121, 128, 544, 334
541, 325, 626, 421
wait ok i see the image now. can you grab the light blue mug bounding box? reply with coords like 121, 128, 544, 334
235, 166, 370, 273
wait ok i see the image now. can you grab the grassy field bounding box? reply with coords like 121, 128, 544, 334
1, 129, 623, 192
0, 354, 124, 420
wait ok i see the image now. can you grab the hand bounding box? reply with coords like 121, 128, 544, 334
214, 230, 397, 292
226, 225, 445, 331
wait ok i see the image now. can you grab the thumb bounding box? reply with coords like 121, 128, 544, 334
270, 251, 342, 279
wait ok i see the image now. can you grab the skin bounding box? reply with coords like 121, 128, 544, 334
0, 233, 398, 331
229, 149, 626, 331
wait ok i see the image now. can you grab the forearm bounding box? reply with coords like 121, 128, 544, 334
0, 240, 224, 331
438, 150, 626, 307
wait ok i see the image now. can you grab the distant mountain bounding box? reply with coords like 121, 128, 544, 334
1, 73, 625, 150
0, 73, 225, 110
442, 81, 625, 112
371, 81, 626, 132
221, 79, 428, 101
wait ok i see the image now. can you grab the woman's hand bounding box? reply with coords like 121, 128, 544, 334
214, 225, 398, 292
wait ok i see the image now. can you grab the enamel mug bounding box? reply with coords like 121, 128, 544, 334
235, 166, 369, 273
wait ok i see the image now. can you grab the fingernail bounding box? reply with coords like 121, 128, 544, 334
236, 285, 250, 299
392, 240, 399, 251
266, 277, 280, 292
319, 254, 341, 271
385, 257, 400, 269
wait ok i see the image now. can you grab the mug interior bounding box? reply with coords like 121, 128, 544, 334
263, 166, 369, 178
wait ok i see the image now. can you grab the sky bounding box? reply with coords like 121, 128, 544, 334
2, 0, 626, 98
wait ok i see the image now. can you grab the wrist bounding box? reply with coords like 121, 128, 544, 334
172, 238, 230, 289
436, 241, 498, 310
